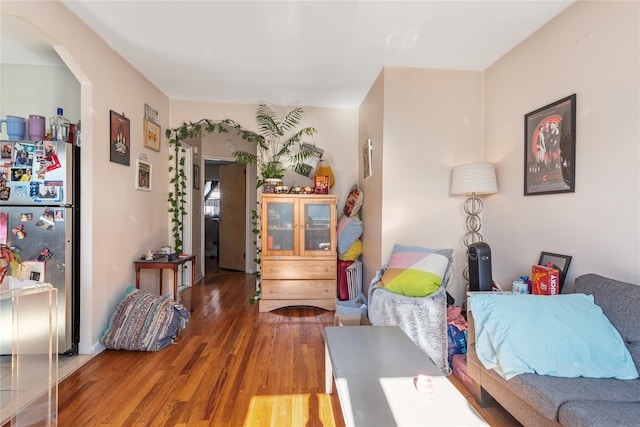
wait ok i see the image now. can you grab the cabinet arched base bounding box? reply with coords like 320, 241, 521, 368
259, 298, 336, 313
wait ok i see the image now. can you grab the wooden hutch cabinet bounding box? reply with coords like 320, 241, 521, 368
259, 194, 338, 312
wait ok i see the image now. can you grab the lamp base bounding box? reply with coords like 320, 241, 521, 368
463, 194, 483, 246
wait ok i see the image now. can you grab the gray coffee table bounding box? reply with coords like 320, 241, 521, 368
325, 325, 487, 426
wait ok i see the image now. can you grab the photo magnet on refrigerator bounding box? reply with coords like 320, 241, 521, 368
12, 224, 26, 239
38, 247, 53, 262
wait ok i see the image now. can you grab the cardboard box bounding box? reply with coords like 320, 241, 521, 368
532, 264, 560, 295
335, 312, 371, 326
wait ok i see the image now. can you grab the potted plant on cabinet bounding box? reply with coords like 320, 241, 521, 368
231, 105, 318, 302
232, 104, 318, 188
165, 105, 318, 303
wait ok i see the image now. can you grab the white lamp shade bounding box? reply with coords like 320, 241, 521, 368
450, 162, 498, 195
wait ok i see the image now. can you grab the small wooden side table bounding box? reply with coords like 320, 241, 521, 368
134, 254, 196, 311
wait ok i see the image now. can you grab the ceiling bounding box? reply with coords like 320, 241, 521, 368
3, 1, 573, 108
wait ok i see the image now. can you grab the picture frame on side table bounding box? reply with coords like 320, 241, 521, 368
538, 252, 572, 292
524, 94, 576, 196
135, 158, 152, 191
143, 118, 161, 151
110, 110, 131, 166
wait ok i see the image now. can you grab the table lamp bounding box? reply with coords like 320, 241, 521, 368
450, 161, 498, 248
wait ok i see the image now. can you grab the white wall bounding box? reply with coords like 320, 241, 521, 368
170, 101, 360, 213
359, 71, 385, 290
359, 67, 484, 304
0, 64, 80, 129
171, 101, 359, 281
384, 68, 484, 305
484, 0, 640, 290
3, 1, 171, 354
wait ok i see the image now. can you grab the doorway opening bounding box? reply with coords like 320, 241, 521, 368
203, 159, 254, 275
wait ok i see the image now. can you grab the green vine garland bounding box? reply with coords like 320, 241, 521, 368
165, 119, 261, 254
165, 109, 315, 303
165, 119, 264, 302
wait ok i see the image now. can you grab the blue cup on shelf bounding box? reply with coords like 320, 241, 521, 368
1, 116, 26, 141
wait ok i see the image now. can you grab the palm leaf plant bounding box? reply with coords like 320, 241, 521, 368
233, 104, 318, 187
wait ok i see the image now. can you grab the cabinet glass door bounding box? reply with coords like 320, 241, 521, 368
301, 200, 335, 256
265, 200, 295, 254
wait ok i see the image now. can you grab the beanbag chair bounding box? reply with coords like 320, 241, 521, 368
101, 287, 190, 352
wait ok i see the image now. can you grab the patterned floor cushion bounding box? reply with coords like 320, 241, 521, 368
101, 286, 190, 351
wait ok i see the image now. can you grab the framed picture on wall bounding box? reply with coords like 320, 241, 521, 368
135, 158, 152, 191
524, 94, 576, 195
363, 138, 372, 179
110, 110, 131, 166
143, 118, 161, 151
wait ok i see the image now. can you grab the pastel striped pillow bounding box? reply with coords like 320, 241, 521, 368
381, 245, 453, 297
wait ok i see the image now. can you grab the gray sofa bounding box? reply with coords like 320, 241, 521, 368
467, 274, 640, 426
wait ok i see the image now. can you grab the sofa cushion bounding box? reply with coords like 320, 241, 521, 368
381, 245, 452, 297
559, 401, 640, 427
575, 274, 640, 369
343, 186, 363, 217
337, 214, 362, 256
339, 239, 362, 261
471, 293, 638, 380
495, 371, 640, 422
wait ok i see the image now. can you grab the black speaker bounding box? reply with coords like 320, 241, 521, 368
468, 242, 492, 291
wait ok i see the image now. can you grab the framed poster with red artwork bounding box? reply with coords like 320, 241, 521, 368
524, 94, 576, 195
110, 110, 130, 166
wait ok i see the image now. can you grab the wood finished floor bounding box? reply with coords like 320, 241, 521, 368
56, 258, 521, 426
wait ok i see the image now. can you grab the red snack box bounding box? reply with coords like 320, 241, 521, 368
314, 175, 329, 194
532, 263, 560, 295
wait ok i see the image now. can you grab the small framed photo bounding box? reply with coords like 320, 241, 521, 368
1, 144, 12, 160
135, 158, 152, 191
14, 143, 34, 166
193, 164, 200, 190
314, 175, 329, 194
538, 252, 572, 292
524, 94, 576, 195
110, 110, 131, 166
143, 118, 161, 151
363, 138, 372, 179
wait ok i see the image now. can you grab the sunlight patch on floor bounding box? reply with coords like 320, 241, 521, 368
243, 393, 338, 426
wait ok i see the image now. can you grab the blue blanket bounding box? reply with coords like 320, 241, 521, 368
470, 293, 638, 380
